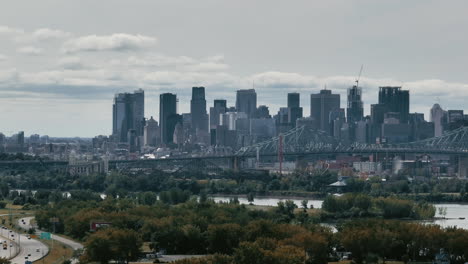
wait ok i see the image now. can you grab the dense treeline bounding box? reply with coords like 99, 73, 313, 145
321, 193, 435, 219
34, 197, 468, 264
0, 153, 46, 161
36, 198, 330, 263
1, 168, 468, 202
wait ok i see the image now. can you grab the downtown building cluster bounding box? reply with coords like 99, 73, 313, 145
102, 84, 467, 159
1, 84, 467, 164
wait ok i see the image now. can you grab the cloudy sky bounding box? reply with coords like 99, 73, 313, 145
1, 0, 468, 137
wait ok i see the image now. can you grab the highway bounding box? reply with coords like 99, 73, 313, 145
18, 217, 83, 263
0, 224, 48, 264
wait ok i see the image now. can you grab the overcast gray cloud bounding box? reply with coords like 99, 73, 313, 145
17, 46, 43, 55
0, 0, 467, 137
62, 33, 157, 53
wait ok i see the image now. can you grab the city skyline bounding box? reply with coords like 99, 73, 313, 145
2, 1, 468, 136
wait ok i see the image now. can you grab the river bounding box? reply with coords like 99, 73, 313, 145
212, 196, 468, 229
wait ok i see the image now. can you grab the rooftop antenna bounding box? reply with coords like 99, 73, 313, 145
355, 64, 364, 88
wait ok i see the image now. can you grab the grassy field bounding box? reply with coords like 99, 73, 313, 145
35, 239, 73, 264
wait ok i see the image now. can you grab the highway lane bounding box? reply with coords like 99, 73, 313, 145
18, 217, 83, 251
19, 217, 83, 264
0, 224, 48, 264
10, 233, 48, 264
0, 228, 20, 260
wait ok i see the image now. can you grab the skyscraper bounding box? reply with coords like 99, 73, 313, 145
159, 93, 177, 145
236, 89, 257, 117
112, 89, 145, 143
287, 93, 300, 108
310, 89, 340, 133
347, 85, 364, 123
209, 99, 227, 129
287, 93, 303, 127
190, 87, 208, 132
143, 116, 159, 147
378, 86, 409, 123
430, 104, 446, 137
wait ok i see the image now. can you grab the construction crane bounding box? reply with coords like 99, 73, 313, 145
355, 64, 364, 87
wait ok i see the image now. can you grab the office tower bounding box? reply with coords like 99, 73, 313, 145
447, 110, 464, 123
276, 107, 291, 133
236, 89, 257, 117
133, 89, 145, 136
378, 86, 409, 123
173, 123, 184, 145
330, 108, 346, 139
166, 114, 182, 144
29, 134, 40, 144
143, 116, 159, 147
288, 93, 300, 108
112, 89, 145, 143
190, 87, 208, 132
159, 93, 177, 144
310, 89, 340, 133
209, 99, 227, 129
17, 131, 24, 147
220, 112, 248, 130
127, 129, 138, 152
430, 104, 446, 137
347, 85, 364, 123
287, 93, 303, 127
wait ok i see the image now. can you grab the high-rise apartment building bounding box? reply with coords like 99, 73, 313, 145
347, 85, 364, 123
112, 89, 145, 143
310, 89, 340, 133
190, 87, 208, 132
159, 93, 177, 145
236, 89, 257, 117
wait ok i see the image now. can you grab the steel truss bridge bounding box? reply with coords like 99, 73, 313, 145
1, 126, 468, 172
235, 125, 468, 157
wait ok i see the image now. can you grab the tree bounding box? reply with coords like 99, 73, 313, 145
247, 192, 255, 205
207, 223, 244, 254
84, 228, 142, 264
138, 192, 157, 206
0, 258, 10, 264
85, 233, 113, 264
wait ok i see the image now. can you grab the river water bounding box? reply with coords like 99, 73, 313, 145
212, 196, 468, 229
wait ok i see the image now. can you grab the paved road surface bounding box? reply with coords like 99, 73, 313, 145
0, 225, 48, 264
0, 228, 20, 260
18, 217, 83, 251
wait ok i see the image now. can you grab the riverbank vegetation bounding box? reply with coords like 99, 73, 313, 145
0, 169, 467, 203
321, 193, 436, 220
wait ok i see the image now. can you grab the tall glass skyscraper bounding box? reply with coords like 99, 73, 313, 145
190, 87, 208, 132
236, 89, 257, 118
159, 93, 177, 144
347, 85, 364, 123
310, 89, 340, 133
112, 89, 144, 143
